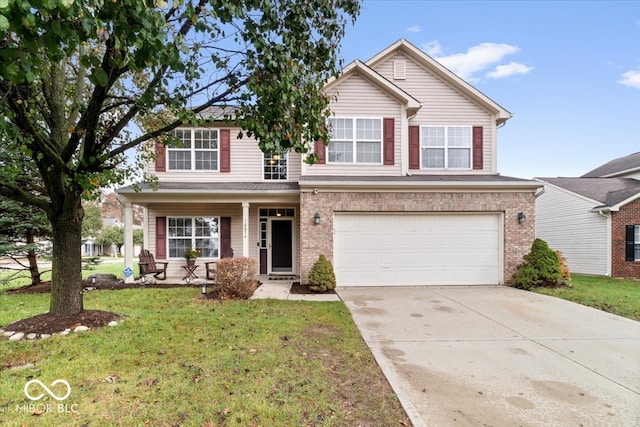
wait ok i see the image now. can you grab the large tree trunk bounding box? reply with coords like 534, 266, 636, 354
49, 200, 84, 316
26, 229, 42, 286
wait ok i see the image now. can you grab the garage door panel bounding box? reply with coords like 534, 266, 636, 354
334, 213, 501, 286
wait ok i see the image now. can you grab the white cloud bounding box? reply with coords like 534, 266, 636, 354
619, 70, 640, 89
423, 40, 443, 57
424, 41, 531, 81
406, 25, 421, 33
486, 62, 534, 79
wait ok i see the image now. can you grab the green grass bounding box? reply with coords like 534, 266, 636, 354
0, 288, 409, 426
533, 274, 640, 321
0, 258, 135, 291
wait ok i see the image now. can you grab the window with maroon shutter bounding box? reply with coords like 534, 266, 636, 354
220, 129, 231, 172
314, 140, 326, 164
409, 126, 420, 170
383, 118, 395, 165
155, 217, 166, 258
473, 126, 483, 170
155, 142, 166, 172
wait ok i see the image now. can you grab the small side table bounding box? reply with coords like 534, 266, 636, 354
182, 264, 199, 281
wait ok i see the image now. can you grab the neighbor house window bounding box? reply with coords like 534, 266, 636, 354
421, 126, 471, 169
635, 225, 640, 261
168, 129, 218, 171
168, 217, 219, 258
264, 152, 288, 180
327, 118, 382, 164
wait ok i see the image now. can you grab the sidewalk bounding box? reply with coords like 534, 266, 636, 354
251, 279, 341, 301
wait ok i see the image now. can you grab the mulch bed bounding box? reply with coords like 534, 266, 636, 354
289, 283, 336, 295
3, 310, 123, 335
6, 279, 198, 294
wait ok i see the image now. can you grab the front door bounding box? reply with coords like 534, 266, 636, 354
270, 219, 293, 273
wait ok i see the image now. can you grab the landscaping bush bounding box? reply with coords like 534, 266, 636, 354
308, 254, 336, 292
556, 250, 571, 282
215, 257, 258, 299
512, 238, 564, 290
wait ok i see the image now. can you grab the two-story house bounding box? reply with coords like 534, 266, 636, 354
535, 152, 640, 278
117, 39, 541, 286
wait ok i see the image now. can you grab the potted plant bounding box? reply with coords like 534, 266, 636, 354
183, 247, 200, 266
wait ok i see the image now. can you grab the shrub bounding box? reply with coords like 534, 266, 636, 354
214, 257, 258, 299
512, 238, 563, 290
308, 254, 336, 292
556, 250, 571, 283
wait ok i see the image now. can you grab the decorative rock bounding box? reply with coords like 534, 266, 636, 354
9, 332, 24, 341
40, 334, 51, 339
74, 325, 90, 332
88, 273, 118, 282
26, 333, 37, 340
2, 331, 15, 337
60, 329, 71, 335
107, 321, 118, 327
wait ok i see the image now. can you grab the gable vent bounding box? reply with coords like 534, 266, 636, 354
393, 60, 406, 80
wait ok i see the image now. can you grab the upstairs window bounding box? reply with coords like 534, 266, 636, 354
168, 129, 218, 171
264, 152, 288, 180
327, 118, 382, 164
421, 126, 471, 169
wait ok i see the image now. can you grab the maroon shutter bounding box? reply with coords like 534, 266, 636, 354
220, 129, 231, 172
626, 225, 636, 262
383, 118, 394, 165
155, 216, 166, 259
314, 139, 326, 164
155, 142, 166, 172
220, 217, 232, 258
409, 126, 420, 170
472, 126, 483, 170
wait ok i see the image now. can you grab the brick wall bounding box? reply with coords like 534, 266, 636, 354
299, 190, 536, 285
611, 198, 640, 278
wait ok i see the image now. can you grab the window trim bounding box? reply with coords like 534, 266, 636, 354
635, 225, 640, 262
419, 125, 473, 170
327, 117, 383, 165
263, 152, 289, 181
167, 216, 220, 259
167, 128, 219, 172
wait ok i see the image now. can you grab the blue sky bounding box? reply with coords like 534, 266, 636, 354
336, 0, 640, 179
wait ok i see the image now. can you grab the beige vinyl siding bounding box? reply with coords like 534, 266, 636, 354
148, 125, 302, 182
535, 183, 609, 275
145, 203, 300, 277
374, 52, 495, 174
308, 74, 403, 176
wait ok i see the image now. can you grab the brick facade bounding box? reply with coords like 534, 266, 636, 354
299, 189, 536, 285
611, 198, 640, 278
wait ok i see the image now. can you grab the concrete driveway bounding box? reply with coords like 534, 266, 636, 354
338, 286, 640, 427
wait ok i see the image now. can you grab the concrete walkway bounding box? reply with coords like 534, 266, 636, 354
251, 279, 341, 301
338, 286, 640, 427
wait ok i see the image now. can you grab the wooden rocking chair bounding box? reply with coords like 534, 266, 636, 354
138, 249, 168, 280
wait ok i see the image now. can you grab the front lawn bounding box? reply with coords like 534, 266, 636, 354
533, 274, 640, 321
0, 288, 410, 426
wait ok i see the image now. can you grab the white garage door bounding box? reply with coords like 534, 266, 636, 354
333, 213, 502, 286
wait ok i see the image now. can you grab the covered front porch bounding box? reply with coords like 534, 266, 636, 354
116, 182, 300, 283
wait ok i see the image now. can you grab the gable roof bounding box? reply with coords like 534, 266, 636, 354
365, 39, 512, 125
581, 151, 640, 177
324, 59, 422, 116
536, 177, 640, 210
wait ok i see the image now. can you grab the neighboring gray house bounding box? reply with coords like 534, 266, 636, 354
535, 152, 640, 278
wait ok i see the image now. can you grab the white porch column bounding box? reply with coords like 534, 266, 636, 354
119, 195, 135, 283
242, 201, 250, 257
